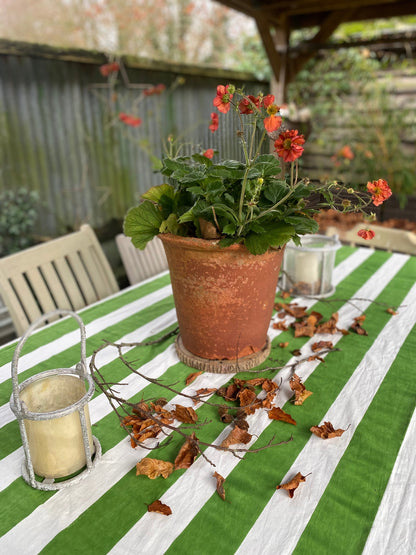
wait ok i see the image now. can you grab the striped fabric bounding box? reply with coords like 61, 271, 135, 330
0, 247, 415, 555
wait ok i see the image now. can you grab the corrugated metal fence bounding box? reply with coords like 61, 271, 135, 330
0, 40, 266, 238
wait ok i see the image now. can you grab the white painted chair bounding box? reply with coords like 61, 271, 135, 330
0, 224, 119, 336
326, 223, 416, 255
116, 234, 168, 285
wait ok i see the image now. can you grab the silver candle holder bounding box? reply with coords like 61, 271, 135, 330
10, 310, 101, 491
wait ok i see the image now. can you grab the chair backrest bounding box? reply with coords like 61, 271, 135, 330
0, 224, 119, 336
116, 234, 168, 285
326, 224, 416, 255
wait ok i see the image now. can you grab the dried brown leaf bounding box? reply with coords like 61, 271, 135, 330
268, 406, 296, 425
195, 387, 217, 397
238, 387, 257, 407
289, 374, 313, 406
387, 307, 397, 315
310, 421, 346, 439
213, 471, 226, 500
174, 433, 199, 469
273, 321, 288, 331
311, 340, 333, 352
172, 404, 198, 423
276, 472, 307, 498
185, 371, 203, 385
262, 379, 279, 394
147, 500, 172, 515
220, 425, 252, 448
136, 458, 174, 479
316, 313, 339, 334
279, 341, 289, 348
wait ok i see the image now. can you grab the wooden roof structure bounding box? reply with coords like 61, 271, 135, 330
216, 1, 416, 99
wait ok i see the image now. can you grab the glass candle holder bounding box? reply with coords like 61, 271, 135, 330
280, 234, 341, 297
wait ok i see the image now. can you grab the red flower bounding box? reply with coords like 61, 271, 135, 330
99, 62, 120, 77
203, 149, 214, 159
367, 179, 392, 207
338, 145, 354, 160
209, 112, 219, 133
357, 229, 375, 240
262, 94, 275, 108
274, 129, 305, 162
119, 113, 142, 127
143, 84, 166, 96
213, 85, 233, 114
238, 95, 259, 115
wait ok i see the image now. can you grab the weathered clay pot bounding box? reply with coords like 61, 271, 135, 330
159, 234, 285, 372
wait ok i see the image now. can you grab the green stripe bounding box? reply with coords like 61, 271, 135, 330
165, 255, 415, 555
35, 250, 394, 554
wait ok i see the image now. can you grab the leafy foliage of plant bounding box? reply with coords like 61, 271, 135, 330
124, 85, 389, 255
0, 188, 40, 256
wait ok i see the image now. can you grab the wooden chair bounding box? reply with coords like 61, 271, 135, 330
326, 224, 416, 255
116, 234, 168, 285
0, 224, 119, 336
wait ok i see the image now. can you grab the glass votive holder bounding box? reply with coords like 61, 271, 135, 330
280, 234, 341, 297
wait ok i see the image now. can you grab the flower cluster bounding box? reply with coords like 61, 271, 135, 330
124, 84, 392, 253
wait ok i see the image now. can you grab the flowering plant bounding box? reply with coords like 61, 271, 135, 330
124, 84, 391, 255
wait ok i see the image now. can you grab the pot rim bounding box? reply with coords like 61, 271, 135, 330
157, 233, 284, 254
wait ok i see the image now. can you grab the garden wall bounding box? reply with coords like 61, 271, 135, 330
0, 40, 266, 240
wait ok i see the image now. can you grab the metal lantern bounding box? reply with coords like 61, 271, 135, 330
10, 310, 101, 491
280, 234, 341, 298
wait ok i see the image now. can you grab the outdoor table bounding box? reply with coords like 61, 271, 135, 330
0, 245, 415, 555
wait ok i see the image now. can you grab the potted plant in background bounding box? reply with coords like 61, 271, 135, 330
124, 84, 391, 372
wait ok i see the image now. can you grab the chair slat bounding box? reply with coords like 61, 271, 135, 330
116, 234, 168, 285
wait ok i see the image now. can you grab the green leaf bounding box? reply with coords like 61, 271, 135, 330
263, 180, 288, 204
142, 183, 175, 203
159, 213, 180, 234
283, 215, 319, 235
222, 223, 237, 235
244, 222, 295, 255
124, 202, 163, 250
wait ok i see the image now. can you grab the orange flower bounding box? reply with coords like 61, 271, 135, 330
99, 62, 120, 77
262, 95, 282, 132
366, 179, 392, 206
338, 145, 354, 160
274, 129, 305, 162
213, 85, 233, 114
203, 149, 214, 159
357, 229, 375, 240
143, 84, 166, 96
238, 95, 259, 115
209, 112, 219, 133
119, 113, 142, 127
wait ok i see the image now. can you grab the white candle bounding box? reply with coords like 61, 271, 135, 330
294, 251, 320, 284
20, 374, 94, 479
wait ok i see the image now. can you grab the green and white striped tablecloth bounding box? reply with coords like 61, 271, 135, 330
0, 246, 415, 555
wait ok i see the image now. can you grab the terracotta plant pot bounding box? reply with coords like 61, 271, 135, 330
158, 234, 285, 373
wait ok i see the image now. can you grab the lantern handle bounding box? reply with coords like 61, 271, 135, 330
11, 310, 87, 406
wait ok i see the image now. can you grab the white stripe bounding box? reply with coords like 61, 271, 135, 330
0, 249, 396, 551
362, 408, 416, 555
0, 284, 173, 384
236, 284, 416, 554
110, 253, 410, 555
